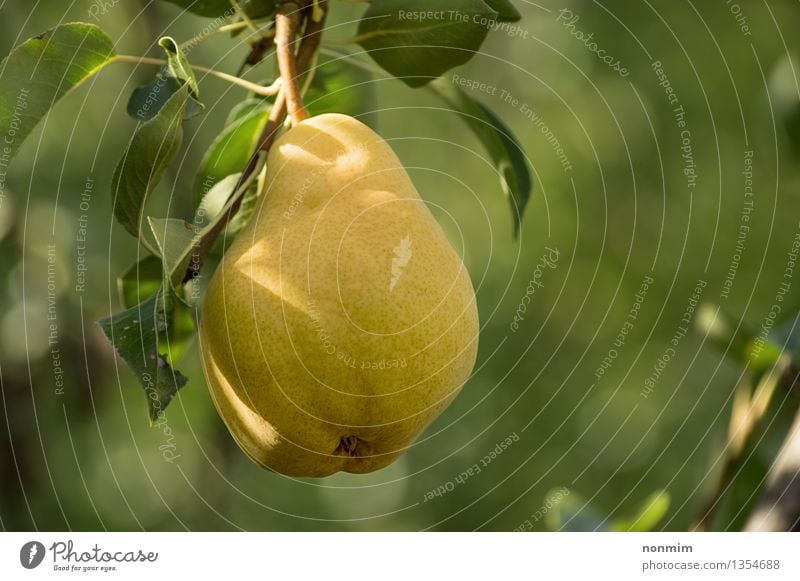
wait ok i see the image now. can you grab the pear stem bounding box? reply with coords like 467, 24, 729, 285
275, 2, 309, 124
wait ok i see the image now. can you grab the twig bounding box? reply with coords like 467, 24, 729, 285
744, 403, 800, 531
229, 0, 263, 37
112, 55, 282, 97
178, 18, 273, 50
275, 2, 308, 123
693, 357, 791, 531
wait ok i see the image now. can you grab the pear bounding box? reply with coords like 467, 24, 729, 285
199, 113, 479, 477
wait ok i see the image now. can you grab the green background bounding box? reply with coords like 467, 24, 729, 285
1, 0, 799, 531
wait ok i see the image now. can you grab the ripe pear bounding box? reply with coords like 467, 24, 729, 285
199, 113, 479, 477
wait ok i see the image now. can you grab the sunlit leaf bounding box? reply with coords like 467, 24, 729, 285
158, 36, 199, 98
0, 23, 116, 160
127, 36, 204, 122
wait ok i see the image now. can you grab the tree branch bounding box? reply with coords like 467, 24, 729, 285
693, 357, 791, 531
112, 55, 281, 97
275, 2, 308, 123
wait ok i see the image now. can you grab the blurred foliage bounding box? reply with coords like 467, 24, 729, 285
1, 0, 800, 532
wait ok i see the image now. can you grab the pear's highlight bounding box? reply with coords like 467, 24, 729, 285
200, 114, 479, 477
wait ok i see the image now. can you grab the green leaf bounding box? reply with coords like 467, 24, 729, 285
98, 287, 188, 423
483, 0, 521, 22
193, 102, 270, 204
118, 255, 163, 309
224, 177, 261, 237
194, 171, 259, 239
226, 98, 268, 125
357, 0, 496, 87
112, 85, 189, 238
165, 299, 197, 364
127, 37, 204, 122
0, 23, 116, 160
197, 166, 263, 234
305, 55, 378, 127
194, 169, 258, 235
196, 173, 243, 228
158, 36, 200, 98
610, 490, 671, 532
148, 217, 198, 289
127, 71, 204, 122
160, 0, 277, 18
158, 167, 263, 299
428, 77, 532, 233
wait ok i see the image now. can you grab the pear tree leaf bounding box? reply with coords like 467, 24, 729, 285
164, 299, 197, 365
305, 54, 378, 128
196, 173, 243, 228
428, 77, 532, 234
160, 0, 277, 18
154, 170, 262, 299
543, 488, 609, 532
127, 72, 204, 122
610, 490, 671, 532
357, 0, 496, 87
118, 255, 163, 309
483, 0, 521, 22
158, 36, 199, 99
112, 84, 189, 238
226, 98, 268, 125
127, 36, 204, 121
0, 23, 116, 160
116, 255, 197, 364
148, 217, 198, 289
224, 180, 261, 237
193, 171, 257, 239
98, 287, 188, 423
193, 103, 270, 204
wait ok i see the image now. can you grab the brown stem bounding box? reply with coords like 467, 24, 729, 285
275, 2, 307, 124
744, 403, 800, 531
693, 357, 791, 531
184, 1, 327, 284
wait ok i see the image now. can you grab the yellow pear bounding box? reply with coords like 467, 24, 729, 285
199, 113, 479, 477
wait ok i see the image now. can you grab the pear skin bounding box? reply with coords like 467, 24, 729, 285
199, 113, 479, 477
